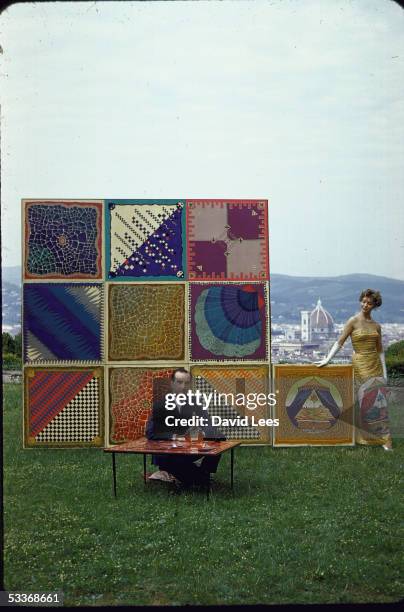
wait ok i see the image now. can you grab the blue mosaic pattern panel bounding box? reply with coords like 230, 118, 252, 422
24, 201, 102, 278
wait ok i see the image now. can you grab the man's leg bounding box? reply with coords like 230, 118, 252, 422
200, 455, 221, 475
156, 456, 201, 486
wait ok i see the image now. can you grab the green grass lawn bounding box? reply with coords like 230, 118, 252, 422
3, 383, 404, 606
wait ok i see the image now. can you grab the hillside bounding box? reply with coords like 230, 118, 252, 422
269, 273, 404, 323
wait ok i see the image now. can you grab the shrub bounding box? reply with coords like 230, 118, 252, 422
2, 353, 22, 370
2, 333, 15, 354
386, 340, 404, 378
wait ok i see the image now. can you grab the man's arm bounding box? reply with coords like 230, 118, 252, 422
146, 399, 173, 440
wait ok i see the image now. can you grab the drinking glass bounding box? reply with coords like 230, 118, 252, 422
189, 427, 199, 443
187, 427, 199, 451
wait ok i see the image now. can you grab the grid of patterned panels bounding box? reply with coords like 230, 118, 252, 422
22, 199, 271, 448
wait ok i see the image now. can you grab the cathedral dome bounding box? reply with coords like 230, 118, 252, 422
310, 298, 334, 329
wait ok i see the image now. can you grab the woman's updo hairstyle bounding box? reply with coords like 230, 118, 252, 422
359, 288, 382, 308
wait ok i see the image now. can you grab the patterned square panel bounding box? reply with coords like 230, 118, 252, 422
191, 365, 271, 443
189, 282, 269, 361
24, 367, 104, 447
24, 201, 102, 279
109, 367, 175, 443
23, 283, 104, 363
108, 284, 185, 360
187, 200, 269, 280
273, 365, 354, 446
106, 200, 186, 280
356, 376, 392, 445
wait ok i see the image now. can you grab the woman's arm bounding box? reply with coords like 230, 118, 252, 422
316, 318, 354, 367
337, 317, 355, 347
376, 324, 387, 380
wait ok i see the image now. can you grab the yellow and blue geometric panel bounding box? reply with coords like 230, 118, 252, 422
273, 365, 354, 446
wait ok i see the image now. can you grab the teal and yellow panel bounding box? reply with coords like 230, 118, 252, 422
24, 367, 104, 448
105, 199, 186, 280
273, 365, 354, 446
24, 200, 103, 279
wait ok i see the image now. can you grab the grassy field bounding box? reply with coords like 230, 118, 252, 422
3, 383, 404, 606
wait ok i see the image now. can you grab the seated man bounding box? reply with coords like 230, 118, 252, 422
145, 368, 225, 487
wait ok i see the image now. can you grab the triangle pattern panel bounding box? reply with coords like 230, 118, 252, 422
35, 377, 100, 442
29, 370, 94, 435
109, 203, 184, 278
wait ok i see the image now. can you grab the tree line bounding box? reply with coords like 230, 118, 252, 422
2, 332, 22, 369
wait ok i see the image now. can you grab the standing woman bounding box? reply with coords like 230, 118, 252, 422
316, 289, 393, 451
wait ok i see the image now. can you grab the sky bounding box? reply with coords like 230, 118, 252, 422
1, 0, 404, 279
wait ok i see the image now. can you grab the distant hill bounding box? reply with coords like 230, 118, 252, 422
2, 266, 21, 287
2, 267, 404, 325
270, 273, 404, 323
2, 281, 21, 328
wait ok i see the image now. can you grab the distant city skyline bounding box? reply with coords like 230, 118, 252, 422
1, 1, 404, 279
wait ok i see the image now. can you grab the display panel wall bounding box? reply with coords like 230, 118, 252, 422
22, 199, 271, 448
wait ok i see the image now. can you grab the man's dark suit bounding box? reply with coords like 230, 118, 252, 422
145, 399, 189, 440
145, 396, 225, 485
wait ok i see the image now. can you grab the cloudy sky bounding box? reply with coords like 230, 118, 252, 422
1, 0, 404, 279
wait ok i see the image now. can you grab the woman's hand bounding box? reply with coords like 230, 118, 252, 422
378, 350, 388, 381
314, 342, 341, 368
315, 359, 329, 368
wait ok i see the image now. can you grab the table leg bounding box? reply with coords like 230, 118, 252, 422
143, 454, 147, 485
112, 453, 117, 498
230, 448, 234, 490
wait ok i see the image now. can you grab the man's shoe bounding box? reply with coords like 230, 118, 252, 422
148, 470, 177, 482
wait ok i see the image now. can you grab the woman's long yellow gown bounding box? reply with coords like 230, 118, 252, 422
351, 328, 391, 445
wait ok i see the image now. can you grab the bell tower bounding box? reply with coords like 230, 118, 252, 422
301, 310, 311, 342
